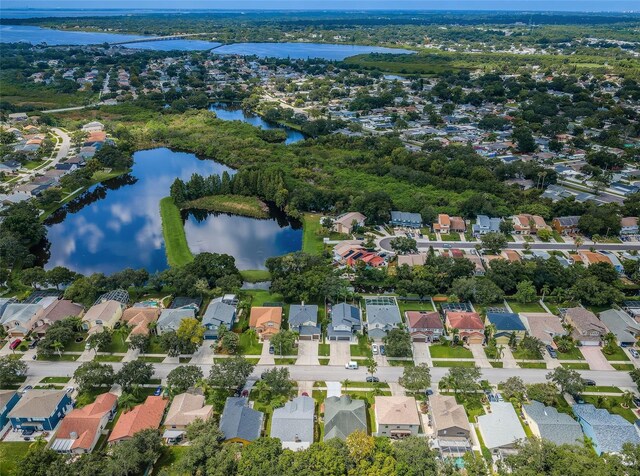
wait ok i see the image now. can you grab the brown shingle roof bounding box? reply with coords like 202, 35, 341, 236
406, 311, 443, 330
429, 394, 470, 434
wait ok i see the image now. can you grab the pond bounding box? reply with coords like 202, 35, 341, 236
0, 25, 414, 59
37, 148, 302, 274
208, 103, 305, 144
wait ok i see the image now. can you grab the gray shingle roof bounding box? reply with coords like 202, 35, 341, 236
202, 301, 236, 330
220, 397, 263, 442
477, 402, 526, 450
288, 305, 320, 335
523, 401, 584, 446
598, 309, 640, 344
572, 404, 640, 454
270, 396, 314, 447
328, 303, 361, 337
0, 304, 41, 326
324, 395, 367, 441
157, 307, 195, 333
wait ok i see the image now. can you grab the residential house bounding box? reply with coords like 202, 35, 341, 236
202, 300, 236, 340
397, 254, 427, 267
333, 212, 366, 234
598, 309, 640, 347
433, 214, 466, 234
620, 217, 639, 235
156, 307, 196, 335
288, 304, 320, 340
465, 254, 486, 276
82, 300, 123, 334
8, 390, 73, 431
477, 402, 526, 455
472, 215, 502, 236
365, 296, 402, 340
522, 401, 584, 446
563, 307, 607, 346
390, 211, 422, 229
31, 300, 84, 338
249, 307, 282, 341
486, 312, 527, 345
512, 214, 550, 235
0, 391, 21, 429
405, 311, 444, 342
163, 392, 213, 443
572, 404, 640, 454
374, 396, 420, 438
122, 307, 160, 339
579, 251, 614, 269
428, 394, 472, 456
270, 396, 315, 450
219, 397, 263, 444
51, 393, 117, 454
108, 396, 167, 444
0, 303, 48, 337
444, 311, 485, 345
82, 121, 104, 132
327, 303, 361, 341
520, 313, 566, 345
323, 395, 367, 441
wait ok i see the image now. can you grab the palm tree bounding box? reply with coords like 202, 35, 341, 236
573, 236, 584, 253
52, 340, 64, 357
29, 435, 47, 451
450, 328, 460, 347
148, 321, 157, 336
119, 392, 138, 412
621, 391, 634, 409
114, 325, 130, 348
341, 379, 351, 394
541, 285, 551, 302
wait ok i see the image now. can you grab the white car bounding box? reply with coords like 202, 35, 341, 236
630, 348, 639, 359
345, 361, 359, 370
372, 344, 379, 355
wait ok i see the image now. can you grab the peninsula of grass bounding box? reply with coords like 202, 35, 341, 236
302, 213, 324, 255
182, 194, 269, 219
160, 196, 194, 267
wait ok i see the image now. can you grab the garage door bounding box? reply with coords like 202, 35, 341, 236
412, 336, 427, 343
299, 335, 312, 341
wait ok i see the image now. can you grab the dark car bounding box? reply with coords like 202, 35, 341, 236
380, 345, 386, 356
28, 339, 39, 349
425, 388, 434, 396
269, 345, 275, 354
21, 428, 35, 436
366, 376, 379, 383
582, 379, 596, 386
546, 345, 557, 358
633, 397, 640, 409
153, 386, 163, 396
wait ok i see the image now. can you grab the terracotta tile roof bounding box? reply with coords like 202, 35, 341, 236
249, 307, 282, 329
55, 393, 117, 450
621, 217, 638, 227
406, 311, 443, 330
122, 307, 159, 336
446, 312, 484, 330
108, 396, 167, 443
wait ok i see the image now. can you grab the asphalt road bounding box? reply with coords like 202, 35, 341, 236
25, 361, 638, 388
378, 237, 640, 253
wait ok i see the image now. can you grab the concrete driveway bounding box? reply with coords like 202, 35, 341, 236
469, 344, 491, 368
258, 341, 275, 365
326, 381, 342, 397
191, 341, 215, 364
501, 346, 519, 369
542, 349, 562, 369
412, 342, 432, 366
329, 341, 350, 366
296, 340, 320, 366
580, 347, 614, 371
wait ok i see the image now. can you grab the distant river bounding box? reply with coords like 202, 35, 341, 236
0, 25, 414, 59
37, 148, 302, 274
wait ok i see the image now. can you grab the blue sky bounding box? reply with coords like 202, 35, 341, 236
2, 1, 638, 12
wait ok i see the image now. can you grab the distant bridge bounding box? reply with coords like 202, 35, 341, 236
109, 33, 213, 45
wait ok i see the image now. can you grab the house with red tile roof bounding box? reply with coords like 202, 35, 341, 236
122, 307, 160, 339
108, 396, 167, 444
445, 311, 485, 345
405, 311, 444, 342
51, 393, 117, 454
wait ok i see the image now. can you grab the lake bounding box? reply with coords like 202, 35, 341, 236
38, 148, 302, 274
0, 25, 414, 59
209, 103, 305, 144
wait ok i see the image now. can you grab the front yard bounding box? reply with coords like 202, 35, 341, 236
429, 343, 473, 359
350, 334, 371, 357
238, 331, 263, 355
602, 345, 630, 362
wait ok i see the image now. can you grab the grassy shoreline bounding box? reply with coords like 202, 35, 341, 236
302, 213, 324, 255
182, 194, 269, 219
240, 270, 272, 282
159, 196, 194, 267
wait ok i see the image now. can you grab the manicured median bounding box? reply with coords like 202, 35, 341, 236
160, 196, 194, 267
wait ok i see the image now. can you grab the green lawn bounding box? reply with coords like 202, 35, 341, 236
318, 343, 330, 356
581, 395, 637, 424
557, 347, 585, 360
586, 386, 622, 394
159, 196, 194, 267
240, 270, 272, 282
182, 194, 269, 219
433, 361, 476, 367
490, 361, 504, 368
245, 289, 285, 307
518, 362, 547, 369
37, 353, 79, 361
104, 334, 130, 353
506, 300, 544, 313
275, 358, 297, 365
388, 360, 415, 367
94, 354, 124, 362
179, 357, 192, 363
350, 334, 371, 357
147, 336, 165, 354
238, 331, 263, 355
439, 232, 462, 241
64, 333, 88, 352
429, 344, 473, 359
602, 345, 630, 362
0, 442, 30, 475
562, 363, 590, 370
137, 356, 165, 363
612, 363, 636, 371
319, 358, 329, 365
397, 300, 436, 315
302, 213, 324, 255
512, 348, 543, 360
40, 376, 71, 384
151, 446, 188, 476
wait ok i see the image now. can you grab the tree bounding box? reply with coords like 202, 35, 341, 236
602, 332, 618, 355
546, 367, 585, 396
73, 361, 115, 393
500, 376, 527, 402
237, 437, 283, 476
444, 366, 482, 394
259, 367, 293, 400
519, 335, 544, 359
480, 231, 508, 254
115, 360, 154, 391
0, 355, 27, 388
451, 277, 505, 305
270, 330, 297, 356
394, 436, 438, 476
526, 382, 561, 406
208, 356, 255, 392
128, 334, 150, 354
178, 420, 237, 476
167, 365, 203, 394
105, 429, 163, 476
176, 317, 205, 348
537, 228, 552, 241
20, 266, 47, 289
364, 357, 377, 378
631, 368, 640, 387
513, 126, 537, 153
398, 363, 431, 394
514, 280, 537, 303
86, 329, 112, 353
14, 446, 63, 476
382, 328, 412, 357
346, 430, 375, 463
220, 330, 240, 354
390, 236, 418, 254
45, 266, 76, 290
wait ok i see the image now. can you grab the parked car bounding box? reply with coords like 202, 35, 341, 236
629, 348, 639, 359
65, 386, 75, 394
28, 339, 39, 349
366, 376, 379, 383
345, 361, 359, 370
443, 244, 452, 249
546, 345, 557, 358
380, 345, 386, 356
582, 378, 596, 386
153, 386, 163, 396
425, 388, 434, 396
9, 339, 22, 351
632, 397, 640, 409
372, 344, 379, 355
269, 345, 275, 354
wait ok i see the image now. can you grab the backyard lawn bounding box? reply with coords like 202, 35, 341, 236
506, 300, 545, 313
152, 446, 188, 476
302, 213, 324, 255
397, 300, 436, 315
0, 442, 30, 474
429, 343, 473, 359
